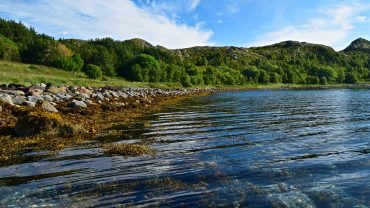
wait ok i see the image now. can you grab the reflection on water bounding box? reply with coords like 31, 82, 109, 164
0, 89, 369, 207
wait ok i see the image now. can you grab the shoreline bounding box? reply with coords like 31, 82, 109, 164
1, 83, 369, 160
0, 84, 215, 160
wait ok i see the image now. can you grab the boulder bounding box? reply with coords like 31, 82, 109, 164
0, 95, 14, 105
79, 87, 93, 95
103, 91, 112, 98
27, 95, 44, 103
42, 94, 54, 102
85, 100, 95, 105
35, 83, 47, 88
70, 100, 87, 108
47, 86, 67, 94
41, 101, 58, 112
2, 90, 25, 96
268, 191, 315, 208
22, 101, 36, 108
12, 96, 27, 105
116, 102, 126, 107
28, 87, 44, 96
96, 93, 105, 100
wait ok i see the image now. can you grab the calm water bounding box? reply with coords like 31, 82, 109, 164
0, 90, 369, 207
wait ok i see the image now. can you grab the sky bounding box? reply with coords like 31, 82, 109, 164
1, 0, 370, 50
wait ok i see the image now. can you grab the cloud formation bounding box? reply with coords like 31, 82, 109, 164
251, 3, 370, 50
0, 0, 212, 49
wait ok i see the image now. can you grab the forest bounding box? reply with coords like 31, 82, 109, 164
1, 18, 370, 87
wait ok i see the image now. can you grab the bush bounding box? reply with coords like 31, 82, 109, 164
319, 77, 328, 85
306, 76, 320, 84
85, 64, 102, 79
344, 73, 358, 84
0, 35, 20, 61
180, 74, 192, 87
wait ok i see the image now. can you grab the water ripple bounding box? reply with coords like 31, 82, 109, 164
0, 89, 369, 207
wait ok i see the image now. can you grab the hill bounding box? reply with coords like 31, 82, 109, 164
0, 18, 369, 87
343, 38, 370, 52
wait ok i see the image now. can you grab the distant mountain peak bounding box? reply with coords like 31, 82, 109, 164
344, 37, 370, 52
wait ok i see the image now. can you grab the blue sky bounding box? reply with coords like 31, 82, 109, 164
1, 0, 370, 50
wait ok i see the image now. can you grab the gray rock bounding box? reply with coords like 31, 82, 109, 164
111, 92, 119, 98
47, 86, 67, 94
2, 90, 25, 96
103, 91, 112, 98
70, 100, 87, 108
27, 95, 44, 103
0, 105, 2, 111
35, 83, 47, 88
56, 93, 72, 100
28, 87, 44, 96
42, 94, 54, 102
12, 96, 27, 105
22, 101, 36, 108
85, 100, 95, 105
268, 191, 315, 208
116, 102, 126, 107
96, 93, 105, 100
41, 101, 58, 112
0, 95, 14, 105
79, 93, 90, 99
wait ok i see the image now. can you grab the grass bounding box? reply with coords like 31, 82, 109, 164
1, 61, 368, 90
0, 61, 153, 88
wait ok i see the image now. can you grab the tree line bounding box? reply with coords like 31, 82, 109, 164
0, 18, 369, 86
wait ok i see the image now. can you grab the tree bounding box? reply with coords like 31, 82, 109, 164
258, 70, 270, 84
124, 54, 161, 82
180, 74, 192, 87
84, 64, 102, 79
0, 35, 19, 61
344, 73, 358, 84
242, 66, 259, 83
270, 72, 281, 83
306, 76, 320, 84
91, 45, 115, 76
53, 54, 84, 72
319, 77, 328, 85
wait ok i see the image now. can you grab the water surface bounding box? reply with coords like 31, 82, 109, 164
0, 89, 369, 207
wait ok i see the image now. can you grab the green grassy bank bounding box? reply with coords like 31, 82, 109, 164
0, 61, 368, 90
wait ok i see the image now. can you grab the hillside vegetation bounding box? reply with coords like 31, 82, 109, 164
1, 18, 370, 87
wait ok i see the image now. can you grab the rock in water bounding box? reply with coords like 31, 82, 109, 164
70, 100, 87, 108
41, 101, 58, 112
268, 191, 316, 208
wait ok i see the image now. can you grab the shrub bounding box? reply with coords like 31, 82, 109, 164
344, 73, 358, 84
180, 74, 192, 87
85, 64, 102, 79
0, 35, 20, 61
319, 77, 328, 85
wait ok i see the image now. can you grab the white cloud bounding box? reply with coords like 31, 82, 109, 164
355, 15, 370, 23
189, 0, 201, 11
0, 0, 212, 49
225, 2, 241, 14
250, 4, 370, 50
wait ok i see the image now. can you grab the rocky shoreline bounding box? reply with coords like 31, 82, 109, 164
0, 83, 216, 135
0, 83, 216, 160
